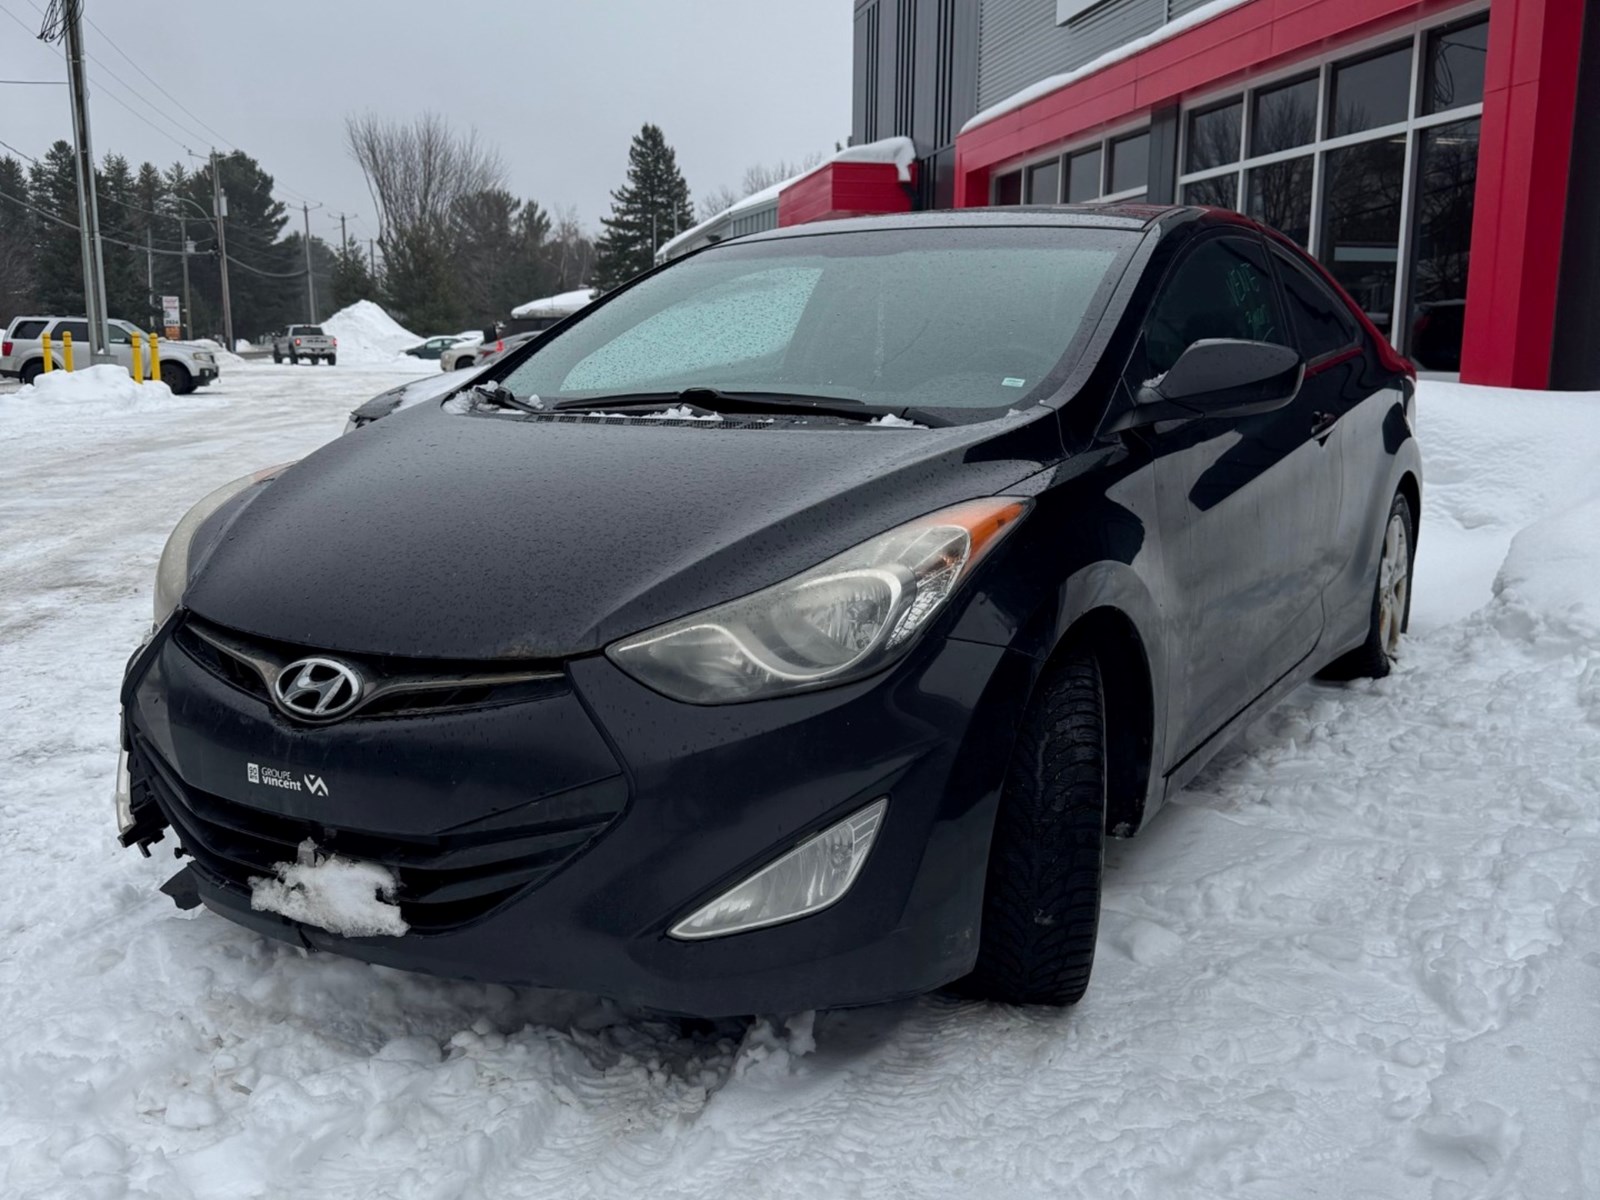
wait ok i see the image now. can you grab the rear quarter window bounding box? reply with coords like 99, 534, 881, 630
1273, 249, 1360, 360
10, 319, 47, 340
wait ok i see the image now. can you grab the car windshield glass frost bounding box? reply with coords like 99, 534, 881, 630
499, 228, 1129, 411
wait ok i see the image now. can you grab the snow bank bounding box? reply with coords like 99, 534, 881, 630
2, 363, 176, 411
250, 839, 409, 937
321, 299, 423, 365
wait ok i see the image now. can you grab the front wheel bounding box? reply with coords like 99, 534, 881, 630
272, 352, 282, 364
159, 362, 193, 394
962, 652, 1106, 1006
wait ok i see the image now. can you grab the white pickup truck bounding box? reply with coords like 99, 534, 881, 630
271, 324, 337, 365
0, 315, 220, 392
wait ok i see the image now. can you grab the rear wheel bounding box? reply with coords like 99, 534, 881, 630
159, 362, 193, 394
289, 351, 299, 365
327, 354, 336, 367
20, 359, 43, 384
963, 652, 1106, 1006
1321, 492, 1415, 680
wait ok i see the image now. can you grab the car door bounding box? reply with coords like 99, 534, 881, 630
1269, 241, 1408, 634
1133, 232, 1343, 765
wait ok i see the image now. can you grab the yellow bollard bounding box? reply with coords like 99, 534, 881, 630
148, 332, 161, 384
131, 331, 145, 384
62, 330, 74, 372
40, 331, 53, 373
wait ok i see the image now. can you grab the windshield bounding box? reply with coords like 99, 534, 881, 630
498, 226, 1132, 412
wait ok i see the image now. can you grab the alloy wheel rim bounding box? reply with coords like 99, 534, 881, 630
1377, 513, 1410, 660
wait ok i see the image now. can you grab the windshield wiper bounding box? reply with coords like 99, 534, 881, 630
470, 381, 543, 414
551, 387, 951, 427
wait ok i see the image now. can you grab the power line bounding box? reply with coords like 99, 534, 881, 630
0, 184, 188, 255
0, 79, 64, 85
0, 136, 41, 164
82, 12, 235, 152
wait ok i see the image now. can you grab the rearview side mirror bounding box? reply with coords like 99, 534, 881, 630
1110, 339, 1304, 431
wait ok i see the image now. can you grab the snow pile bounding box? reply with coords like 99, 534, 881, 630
249, 839, 409, 937
869, 412, 926, 428
321, 299, 423, 365
2, 363, 176, 410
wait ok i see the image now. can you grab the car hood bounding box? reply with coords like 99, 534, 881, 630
184, 401, 1059, 660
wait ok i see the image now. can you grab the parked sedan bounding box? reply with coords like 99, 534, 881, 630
116, 207, 1419, 1016
402, 336, 461, 361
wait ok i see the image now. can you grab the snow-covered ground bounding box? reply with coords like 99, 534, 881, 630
1, 367, 1598, 1198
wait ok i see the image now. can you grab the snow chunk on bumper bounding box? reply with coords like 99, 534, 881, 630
249, 839, 409, 937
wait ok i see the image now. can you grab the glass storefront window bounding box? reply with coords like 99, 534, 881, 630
1319, 136, 1406, 337
1187, 100, 1243, 172
1247, 156, 1312, 247
1422, 16, 1490, 116
1109, 132, 1150, 194
994, 170, 1022, 206
1067, 148, 1102, 202
1026, 159, 1061, 204
1407, 117, 1480, 370
1328, 44, 1412, 137
1183, 175, 1238, 210
1251, 75, 1318, 156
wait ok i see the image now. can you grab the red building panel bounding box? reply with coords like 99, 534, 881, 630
1460, 0, 1586, 388
778, 162, 914, 227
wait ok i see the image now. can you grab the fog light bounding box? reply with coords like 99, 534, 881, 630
114, 747, 133, 835
669, 798, 887, 940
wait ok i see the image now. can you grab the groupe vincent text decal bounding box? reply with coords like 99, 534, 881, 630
246, 762, 329, 796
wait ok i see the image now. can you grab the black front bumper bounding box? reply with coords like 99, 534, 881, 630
122, 616, 1032, 1015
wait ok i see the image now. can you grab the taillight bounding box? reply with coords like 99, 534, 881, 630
294, 338, 301, 345
1, 341, 11, 357
496, 339, 504, 352
330, 337, 337, 347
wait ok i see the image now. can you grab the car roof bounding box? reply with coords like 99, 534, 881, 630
726, 204, 1237, 248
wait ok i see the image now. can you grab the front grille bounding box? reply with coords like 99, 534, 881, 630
130, 734, 622, 933
175, 617, 565, 721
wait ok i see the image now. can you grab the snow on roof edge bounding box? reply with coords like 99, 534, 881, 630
960, 0, 1255, 136
656, 137, 918, 261
510, 287, 597, 320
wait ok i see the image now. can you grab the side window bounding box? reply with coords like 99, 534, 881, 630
12, 319, 47, 340
1143, 236, 1289, 377
56, 321, 89, 342
1272, 248, 1359, 359
108, 324, 132, 344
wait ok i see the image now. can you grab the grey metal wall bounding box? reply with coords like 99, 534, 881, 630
851, 0, 979, 152
977, 0, 1166, 111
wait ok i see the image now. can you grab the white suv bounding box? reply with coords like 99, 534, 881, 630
1, 316, 220, 393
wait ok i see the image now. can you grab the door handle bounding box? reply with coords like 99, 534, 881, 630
1310, 410, 1338, 441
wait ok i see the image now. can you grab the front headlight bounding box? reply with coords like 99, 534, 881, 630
152, 464, 292, 627
607, 497, 1027, 704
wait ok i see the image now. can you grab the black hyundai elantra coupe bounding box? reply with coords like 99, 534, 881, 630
116, 206, 1420, 1016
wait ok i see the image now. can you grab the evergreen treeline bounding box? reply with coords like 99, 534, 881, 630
1, 120, 714, 340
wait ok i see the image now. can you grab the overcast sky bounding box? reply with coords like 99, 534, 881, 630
0, 0, 852, 243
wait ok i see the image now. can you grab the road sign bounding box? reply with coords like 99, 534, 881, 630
162, 294, 181, 340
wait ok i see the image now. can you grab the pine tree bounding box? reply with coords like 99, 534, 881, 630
591, 124, 694, 293
329, 240, 377, 312
28, 140, 85, 314
0, 156, 36, 322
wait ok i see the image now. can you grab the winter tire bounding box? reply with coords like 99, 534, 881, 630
20, 359, 43, 385
160, 362, 193, 395
272, 352, 282, 364
1321, 491, 1415, 680
327, 355, 336, 367
289, 352, 299, 365
963, 652, 1106, 1006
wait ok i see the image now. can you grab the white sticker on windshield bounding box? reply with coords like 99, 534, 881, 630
1002, 377, 1026, 387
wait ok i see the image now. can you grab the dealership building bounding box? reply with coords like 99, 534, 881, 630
671, 0, 1597, 390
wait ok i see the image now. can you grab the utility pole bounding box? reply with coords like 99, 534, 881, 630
145, 225, 154, 327
179, 213, 193, 340
301, 201, 320, 321
209, 149, 234, 348
368, 238, 376, 278
58, 1, 111, 360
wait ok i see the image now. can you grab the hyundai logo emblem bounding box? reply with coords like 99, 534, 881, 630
273, 657, 364, 721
